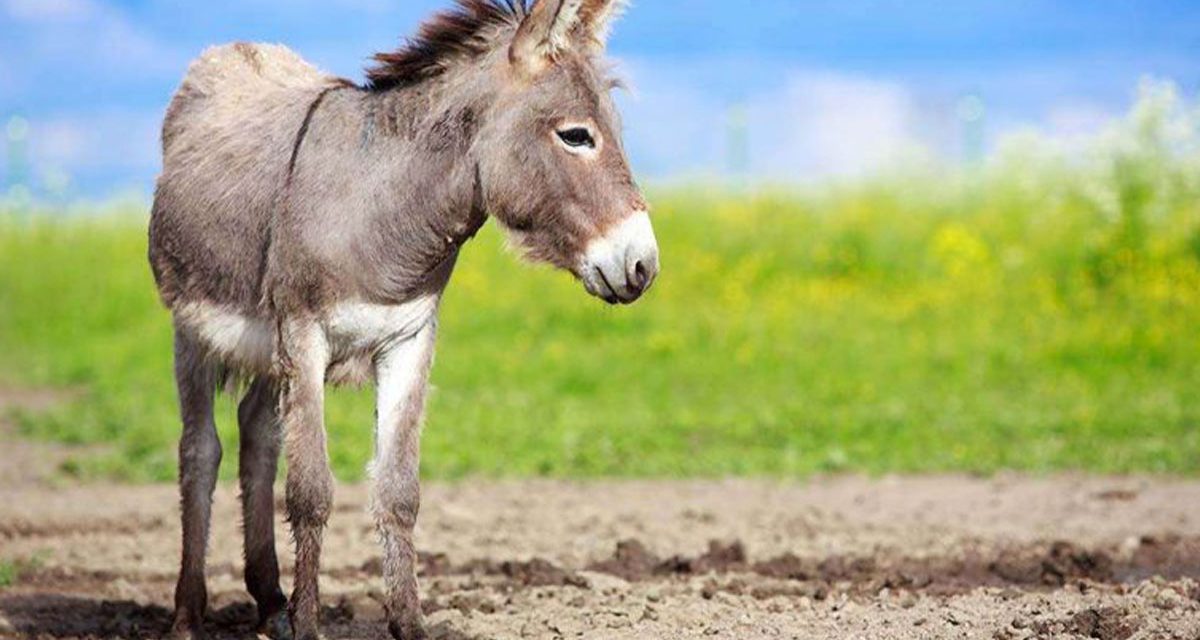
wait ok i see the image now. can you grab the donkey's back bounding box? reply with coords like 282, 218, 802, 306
149, 43, 345, 314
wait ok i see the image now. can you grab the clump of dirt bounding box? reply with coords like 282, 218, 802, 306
586, 539, 660, 581
1122, 534, 1200, 582
363, 553, 590, 588
587, 539, 748, 581
580, 536, 1200, 599
492, 558, 588, 588
1032, 606, 1137, 640
752, 553, 888, 585
1094, 489, 1140, 502
668, 540, 749, 574
444, 592, 498, 615
989, 541, 1114, 586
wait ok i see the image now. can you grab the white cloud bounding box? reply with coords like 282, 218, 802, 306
617, 58, 929, 181
3, 0, 182, 77
1042, 102, 1118, 142
614, 74, 724, 178
616, 55, 1138, 183
746, 73, 924, 179
28, 111, 160, 174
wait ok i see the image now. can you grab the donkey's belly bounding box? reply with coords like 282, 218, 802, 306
175, 302, 276, 374
322, 295, 439, 385
323, 295, 438, 356
174, 296, 438, 384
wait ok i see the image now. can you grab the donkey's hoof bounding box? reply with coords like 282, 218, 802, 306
256, 610, 292, 640
388, 619, 427, 640
169, 620, 207, 640
290, 622, 325, 640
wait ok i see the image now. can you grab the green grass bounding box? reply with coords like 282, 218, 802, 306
0, 560, 18, 588
1, 85, 1199, 482
0, 554, 46, 588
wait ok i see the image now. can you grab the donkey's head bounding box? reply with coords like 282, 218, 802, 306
475, 0, 658, 305
369, 0, 658, 303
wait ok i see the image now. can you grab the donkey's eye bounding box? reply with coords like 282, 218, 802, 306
557, 127, 595, 149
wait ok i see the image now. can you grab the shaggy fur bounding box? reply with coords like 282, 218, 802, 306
366, 0, 627, 90
367, 0, 527, 91
149, 1, 649, 639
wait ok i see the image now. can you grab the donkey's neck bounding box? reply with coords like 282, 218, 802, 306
333, 79, 491, 305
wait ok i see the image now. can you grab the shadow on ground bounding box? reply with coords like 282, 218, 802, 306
0, 594, 477, 640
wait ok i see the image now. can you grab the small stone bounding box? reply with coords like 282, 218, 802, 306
605, 616, 631, 630
1154, 593, 1180, 610
577, 570, 628, 592
997, 588, 1022, 601
1118, 536, 1141, 559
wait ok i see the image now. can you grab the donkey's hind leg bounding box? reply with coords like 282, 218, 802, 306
237, 377, 291, 640
171, 329, 222, 640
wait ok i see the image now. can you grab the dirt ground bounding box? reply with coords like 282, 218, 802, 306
3, 393, 1200, 639
1, 477, 1199, 640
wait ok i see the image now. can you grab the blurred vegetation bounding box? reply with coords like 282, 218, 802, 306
1, 81, 1198, 482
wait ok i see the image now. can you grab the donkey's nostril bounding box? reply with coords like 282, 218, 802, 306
632, 260, 649, 291
624, 254, 657, 299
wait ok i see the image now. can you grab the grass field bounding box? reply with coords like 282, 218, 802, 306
1, 84, 1198, 482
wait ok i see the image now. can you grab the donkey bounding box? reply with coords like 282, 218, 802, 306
148, 1, 656, 638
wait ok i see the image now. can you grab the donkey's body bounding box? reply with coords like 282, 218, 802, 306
150, 2, 656, 639
152, 42, 484, 383
152, 2, 657, 633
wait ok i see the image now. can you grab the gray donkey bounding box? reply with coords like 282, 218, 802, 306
147, 1, 658, 638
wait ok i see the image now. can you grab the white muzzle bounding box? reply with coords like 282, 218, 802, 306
580, 211, 660, 304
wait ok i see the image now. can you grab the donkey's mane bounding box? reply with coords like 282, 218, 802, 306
367, 0, 528, 92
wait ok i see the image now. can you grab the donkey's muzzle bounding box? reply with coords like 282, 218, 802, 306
581, 211, 660, 305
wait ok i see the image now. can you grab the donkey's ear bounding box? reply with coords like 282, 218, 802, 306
509, 0, 585, 73
579, 0, 629, 49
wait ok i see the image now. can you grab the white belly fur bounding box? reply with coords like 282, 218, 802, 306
175, 296, 438, 383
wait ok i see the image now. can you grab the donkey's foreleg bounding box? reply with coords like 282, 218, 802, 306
278, 321, 334, 640
171, 329, 221, 640
237, 377, 290, 640
371, 322, 438, 640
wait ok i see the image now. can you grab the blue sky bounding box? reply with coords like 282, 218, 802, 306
2, 0, 1198, 198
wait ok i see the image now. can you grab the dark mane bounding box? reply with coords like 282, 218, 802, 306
366, 0, 527, 92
